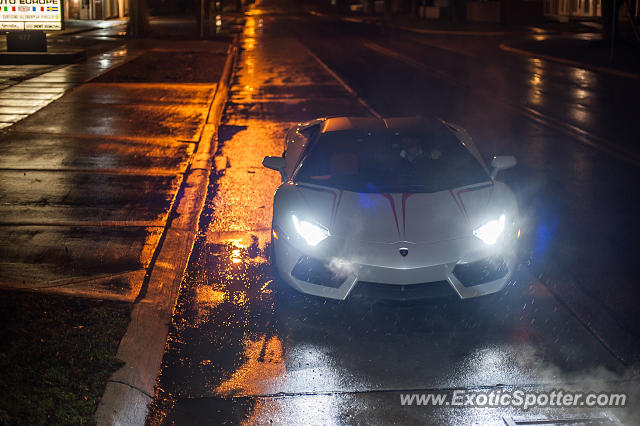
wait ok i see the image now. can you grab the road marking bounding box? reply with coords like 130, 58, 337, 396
309, 10, 510, 36
500, 43, 640, 81
303, 45, 383, 120
363, 41, 640, 167
539, 278, 632, 368
408, 36, 478, 58
395, 25, 510, 37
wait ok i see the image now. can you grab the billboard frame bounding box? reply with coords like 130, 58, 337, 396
0, 0, 65, 33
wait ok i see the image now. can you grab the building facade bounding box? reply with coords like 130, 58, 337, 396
417, 0, 638, 22
544, 0, 639, 20
64, 0, 128, 20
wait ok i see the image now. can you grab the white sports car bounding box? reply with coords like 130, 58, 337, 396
263, 117, 519, 301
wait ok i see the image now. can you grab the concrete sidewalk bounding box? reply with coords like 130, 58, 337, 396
0, 16, 240, 424
0, 16, 235, 297
0, 42, 229, 301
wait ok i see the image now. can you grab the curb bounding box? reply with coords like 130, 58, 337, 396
94, 38, 239, 426
500, 43, 640, 80
309, 10, 606, 38
395, 25, 510, 36
309, 10, 511, 36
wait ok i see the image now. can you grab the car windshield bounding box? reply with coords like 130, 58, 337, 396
294, 127, 490, 193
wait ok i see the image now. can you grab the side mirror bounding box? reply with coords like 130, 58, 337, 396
490, 155, 517, 179
263, 156, 286, 180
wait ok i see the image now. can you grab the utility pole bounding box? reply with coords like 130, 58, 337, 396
129, 0, 149, 37
199, 0, 206, 38
610, 0, 617, 61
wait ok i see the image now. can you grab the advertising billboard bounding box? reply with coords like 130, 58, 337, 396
0, 0, 63, 31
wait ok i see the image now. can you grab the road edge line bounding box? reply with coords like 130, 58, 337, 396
499, 42, 640, 81
395, 25, 510, 36
94, 37, 240, 426
363, 40, 640, 167
302, 44, 383, 120
531, 257, 640, 372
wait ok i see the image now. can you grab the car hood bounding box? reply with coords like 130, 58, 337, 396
293, 183, 495, 244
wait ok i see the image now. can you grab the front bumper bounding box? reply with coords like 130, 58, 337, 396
272, 231, 518, 301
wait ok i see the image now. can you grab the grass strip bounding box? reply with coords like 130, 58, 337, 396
0, 290, 131, 425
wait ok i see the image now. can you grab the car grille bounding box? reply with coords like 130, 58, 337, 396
290, 256, 345, 288
350, 281, 457, 300
452, 256, 508, 287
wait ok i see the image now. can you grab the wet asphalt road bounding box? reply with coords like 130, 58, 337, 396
148, 2, 640, 424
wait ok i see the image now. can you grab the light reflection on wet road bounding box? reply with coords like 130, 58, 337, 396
149, 2, 639, 424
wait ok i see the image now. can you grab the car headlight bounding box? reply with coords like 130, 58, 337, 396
473, 214, 506, 245
292, 214, 330, 246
